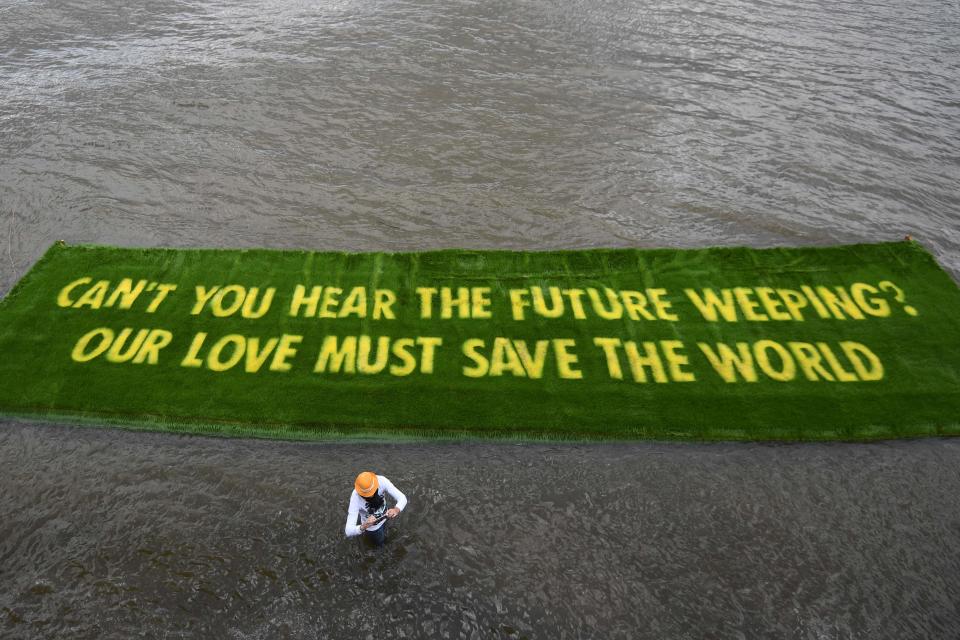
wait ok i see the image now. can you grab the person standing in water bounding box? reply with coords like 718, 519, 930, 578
344, 471, 407, 547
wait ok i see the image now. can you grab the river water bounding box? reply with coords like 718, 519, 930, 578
1, 0, 959, 637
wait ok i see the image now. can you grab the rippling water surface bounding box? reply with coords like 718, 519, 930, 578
1, 0, 959, 636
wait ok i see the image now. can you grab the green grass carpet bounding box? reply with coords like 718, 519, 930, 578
0, 240, 958, 442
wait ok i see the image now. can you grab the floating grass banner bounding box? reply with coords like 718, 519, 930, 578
0, 240, 958, 441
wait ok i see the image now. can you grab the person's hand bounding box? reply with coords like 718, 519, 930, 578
360, 515, 378, 531
386, 507, 400, 519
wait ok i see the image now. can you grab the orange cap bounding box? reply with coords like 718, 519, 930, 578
355, 472, 379, 497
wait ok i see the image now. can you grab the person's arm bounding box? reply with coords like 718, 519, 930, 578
344, 494, 363, 537
379, 476, 407, 517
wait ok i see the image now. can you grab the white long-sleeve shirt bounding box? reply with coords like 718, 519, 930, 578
344, 475, 407, 538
